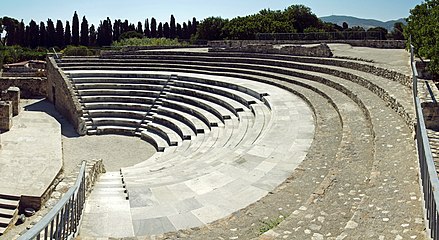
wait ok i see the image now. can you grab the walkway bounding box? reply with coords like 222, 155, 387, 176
0, 99, 62, 198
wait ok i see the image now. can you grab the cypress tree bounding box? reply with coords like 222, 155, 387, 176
121, 20, 129, 34
150, 18, 157, 38
157, 22, 163, 38
17, 20, 25, 46
170, 15, 176, 38
25, 25, 30, 47
182, 22, 188, 39
106, 17, 113, 44
29, 20, 39, 48
80, 16, 89, 46
65, 21, 71, 46
113, 19, 121, 41
72, 11, 79, 45
46, 19, 55, 47
163, 22, 170, 38
39, 22, 47, 47
176, 23, 182, 39
192, 17, 198, 36
128, 23, 136, 32
137, 21, 143, 34
187, 21, 192, 38
89, 24, 97, 46
144, 19, 150, 37
55, 20, 65, 48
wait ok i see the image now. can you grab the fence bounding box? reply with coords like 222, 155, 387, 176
411, 44, 439, 239
18, 161, 87, 240
256, 31, 385, 41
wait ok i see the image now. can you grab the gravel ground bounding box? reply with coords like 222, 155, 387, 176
62, 134, 157, 173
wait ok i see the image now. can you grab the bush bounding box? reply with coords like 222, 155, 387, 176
112, 37, 186, 47
62, 45, 94, 56
1, 45, 47, 64
119, 31, 144, 40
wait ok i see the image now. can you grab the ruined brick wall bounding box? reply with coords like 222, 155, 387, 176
210, 43, 333, 57
0, 77, 46, 98
46, 56, 86, 135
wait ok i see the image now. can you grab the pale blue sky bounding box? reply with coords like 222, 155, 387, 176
0, 0, 424, 27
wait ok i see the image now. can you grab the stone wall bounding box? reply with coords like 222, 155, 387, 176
210, 43, 333, 57
46, 56, 86, 135
0, 77, 46, 98
208, 40, 406, 49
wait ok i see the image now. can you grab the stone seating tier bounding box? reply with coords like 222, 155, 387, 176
57, 50, 424, 239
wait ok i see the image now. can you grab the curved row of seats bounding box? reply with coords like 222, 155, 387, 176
57, 49, 423, 238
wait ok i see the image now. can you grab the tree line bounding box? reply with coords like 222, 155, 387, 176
0, 12, 198, 48
196, 5, 404, 41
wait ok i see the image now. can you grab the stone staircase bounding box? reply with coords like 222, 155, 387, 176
0, 194, 20, 236
53, 49, 426, 239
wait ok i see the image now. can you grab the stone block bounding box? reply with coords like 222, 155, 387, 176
422, 102, 439, 130
1, 86, 20, 116
0, 101, 13, 131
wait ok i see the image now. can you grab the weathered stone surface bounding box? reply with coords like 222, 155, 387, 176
211, 43, 333, 57
0, 101, 13, 131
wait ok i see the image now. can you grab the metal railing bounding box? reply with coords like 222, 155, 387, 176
18, 161, 87, 240
411, 43, 439, 239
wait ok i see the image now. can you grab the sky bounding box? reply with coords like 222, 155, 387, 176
0, 0, 424, 27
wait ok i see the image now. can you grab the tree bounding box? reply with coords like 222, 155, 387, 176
55, 20, 65, 48
163, 22, 170, 38
405, 0, 439, 74
342, 22, 349, 30
170, 15, 176, 38
136, 21, 143, 34
176, 23, 182, 38
113, 19, 121, 41
367, 26, 387, 40
150, 18, 157, 38
89, 24, 97, 47
284, 5, 320, 33
65, 21, 71, 46
182, 22, 189, 39
72, 11, 80, 45
80, 16, 89, 46
144, 19, 150, 37
17, 20, 25, 46
157, 22, 163, 38
390, 22, 404, 40
39, 21, 47, 47
197, 17, 228, 40
2, 17, 19, 46
46, 19, 55, 47
28, 20, 39, 48
191, 17, 198, 36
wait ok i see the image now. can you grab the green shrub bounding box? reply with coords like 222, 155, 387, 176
1, 45, 47, 64
119, 31, 144, 40
62, 45, 94, 56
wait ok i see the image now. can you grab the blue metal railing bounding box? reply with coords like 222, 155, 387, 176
18, 161, 87, 240
411, 44, 439, 239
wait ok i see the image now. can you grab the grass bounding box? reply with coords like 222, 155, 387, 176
259, 216, 284, 234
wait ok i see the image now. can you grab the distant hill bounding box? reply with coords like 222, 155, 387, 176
320, 15, 406, 31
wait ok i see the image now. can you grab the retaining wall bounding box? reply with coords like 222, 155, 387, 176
0, 77, 46, 98
208, 40, 406, 49
46, 56, 86, 135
